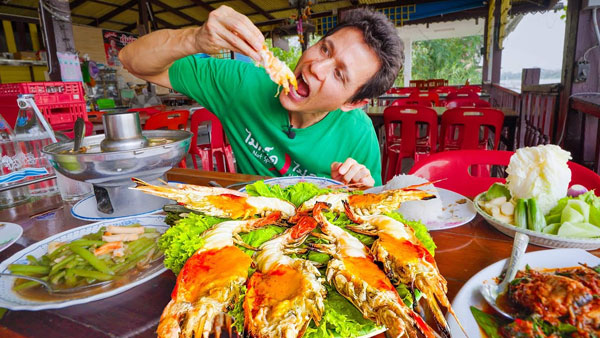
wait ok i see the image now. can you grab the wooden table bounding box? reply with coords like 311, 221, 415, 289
1, 169, 598, 337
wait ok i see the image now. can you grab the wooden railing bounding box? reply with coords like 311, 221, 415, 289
520, 84, 561, 147
570, 96, 600, 174
486, 83, 562, 148
487, 84, 522, 149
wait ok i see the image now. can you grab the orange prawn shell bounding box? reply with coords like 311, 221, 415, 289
244, 265, 307, 328
172, 246, 252, 302
377, 233, 436, 266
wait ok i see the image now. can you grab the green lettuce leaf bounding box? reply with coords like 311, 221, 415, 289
238, 225, 286, 256
245, 181, 330, 207
304, 284, 379, 338
287, 182, 331, 207
245, 181, 288, 201
158, 213, 225, 274
229, 285, 246, 334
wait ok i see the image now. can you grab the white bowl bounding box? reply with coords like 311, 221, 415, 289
474, 193, 600, 250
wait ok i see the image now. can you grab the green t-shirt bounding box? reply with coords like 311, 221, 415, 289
169, 56, 382, 185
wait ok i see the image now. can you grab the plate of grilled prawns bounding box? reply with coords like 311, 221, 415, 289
448, 248, 600, 337
131, 177, 463, 338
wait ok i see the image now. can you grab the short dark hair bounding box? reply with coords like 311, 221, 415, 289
323, 8, 403, 102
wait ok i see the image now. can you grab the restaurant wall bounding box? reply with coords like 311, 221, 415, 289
72, 24, 144, 85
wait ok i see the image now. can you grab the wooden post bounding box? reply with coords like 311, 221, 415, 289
490, 1, 503, 85
521, 68, 540, 88
138, 0, 150, 36
39, 0, 76, 81
402, 38, 412, 87
559, 0, 591, 161
482, 7, 490, 83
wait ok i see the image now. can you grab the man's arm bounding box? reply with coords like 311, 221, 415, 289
119, 6, 264, 88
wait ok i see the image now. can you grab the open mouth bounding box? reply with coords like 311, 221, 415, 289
295, 74, 310, 98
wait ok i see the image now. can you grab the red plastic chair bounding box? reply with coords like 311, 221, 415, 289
127, 105, 166, 116
143, 110, 189, 131
383, 105, 438, 183
461, 85, 482, 93
446, 89, 479, 101
409, 150, 600, 197
409, 80, 427, 89
440, 107, 505, 151
391, 98, 434, 107
387, 87, 419, 95
408, 91, 440, 106
434, 86, 458, 94
445, 98, 491, 109
186, 108, 235, 173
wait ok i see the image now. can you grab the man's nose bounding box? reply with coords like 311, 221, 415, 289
310, 58, 334, 81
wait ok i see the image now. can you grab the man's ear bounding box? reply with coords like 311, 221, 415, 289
340, 99, 370, 112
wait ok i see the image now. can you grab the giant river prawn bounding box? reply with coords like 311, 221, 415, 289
131, 178, 465, 338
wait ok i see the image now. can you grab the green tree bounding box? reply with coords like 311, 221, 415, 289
410, 35, 483, 85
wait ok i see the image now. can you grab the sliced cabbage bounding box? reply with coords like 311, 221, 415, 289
557, 221, 600, 238
506, 145, 572, 215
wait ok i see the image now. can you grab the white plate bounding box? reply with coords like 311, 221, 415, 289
0, 215, 168, 311
239, 176, 343, 192
365, 186, 476, 231
474, 193, 600, 250
447, 248, 600, 337
0, 222, 23, 252
358, 328, 386, 338
71, 194, 163, 221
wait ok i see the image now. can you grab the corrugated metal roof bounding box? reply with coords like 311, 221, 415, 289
0, 0, 557, 34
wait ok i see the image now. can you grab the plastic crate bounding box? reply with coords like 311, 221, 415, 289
0, 82, 84, 105
0, 81, 87, 128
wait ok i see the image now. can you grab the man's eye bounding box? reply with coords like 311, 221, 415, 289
320, 44, 328, 55
335, 69, 343, 80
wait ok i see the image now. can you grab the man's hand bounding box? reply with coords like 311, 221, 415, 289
331, 158, 375, 187
197, 6, 265, 61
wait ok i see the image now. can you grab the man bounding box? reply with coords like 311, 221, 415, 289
120, 6, 403, 187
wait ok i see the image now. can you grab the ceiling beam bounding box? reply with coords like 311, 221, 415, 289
0, 13, 38, 24
188, 0, 215, 13
154, 16, 177, 29
88, 0, 122, 7
239, 0, 274, 20
0, 2, 130, 26
123, 22, 137, 32
69, 0, 88, 10
95, 0, 137, 26
150, 0, 203, 25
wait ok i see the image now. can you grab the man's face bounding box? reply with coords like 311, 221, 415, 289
279, 27, 380, 115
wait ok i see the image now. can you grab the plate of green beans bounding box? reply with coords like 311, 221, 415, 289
0, 215, 168, 310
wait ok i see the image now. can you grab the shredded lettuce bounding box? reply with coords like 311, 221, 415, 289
246, 181, 331, 207
158, 213, 225, 274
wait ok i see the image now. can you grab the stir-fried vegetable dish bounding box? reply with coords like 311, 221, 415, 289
8, 224, 162, 292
